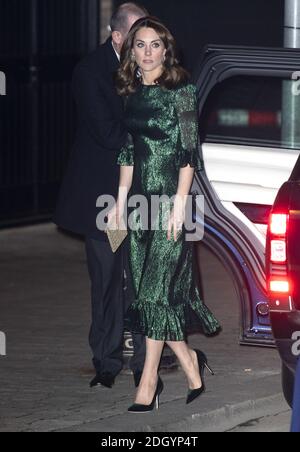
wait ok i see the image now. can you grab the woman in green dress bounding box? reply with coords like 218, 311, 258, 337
109, 17, 220, 412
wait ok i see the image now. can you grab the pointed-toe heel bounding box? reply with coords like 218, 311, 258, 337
186, 385, 205, 405
128, 376, 164, 413
186, 349, 214, 405
203, 361, 214, 376
195, 350, 214, 375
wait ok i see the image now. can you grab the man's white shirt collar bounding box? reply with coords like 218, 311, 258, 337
112, 42, 120, 61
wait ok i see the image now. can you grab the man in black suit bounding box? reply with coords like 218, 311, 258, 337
53, 3, 148, 389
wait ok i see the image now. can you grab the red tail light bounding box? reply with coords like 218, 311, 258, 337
269, 279, 290, 293
270, 214, 288, 236
267, 212, 291, 302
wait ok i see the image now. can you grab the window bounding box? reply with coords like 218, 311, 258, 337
200, 75, 300, 150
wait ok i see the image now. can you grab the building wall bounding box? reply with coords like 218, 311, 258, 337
0, 0, 100, 225
114, 0, 284, 71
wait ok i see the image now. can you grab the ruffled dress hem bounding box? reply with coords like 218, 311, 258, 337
124, 297, 221, 341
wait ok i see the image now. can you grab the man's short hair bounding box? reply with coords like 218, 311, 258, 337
110, 2, 148, 33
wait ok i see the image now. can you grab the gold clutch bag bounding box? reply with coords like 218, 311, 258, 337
105, 216, 128, 253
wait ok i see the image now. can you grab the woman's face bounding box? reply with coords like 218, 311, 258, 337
132, 27, 166, 75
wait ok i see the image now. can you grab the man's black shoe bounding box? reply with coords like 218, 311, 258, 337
90, 372, 115, 389
133, 371, 143, 388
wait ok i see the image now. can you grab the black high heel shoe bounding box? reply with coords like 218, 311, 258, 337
128, 376, 164, 413
195, 350, 215, 376
186, 350, 214, 405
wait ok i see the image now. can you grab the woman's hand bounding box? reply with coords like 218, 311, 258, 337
167, 195, 187, 241
106, 201, 126, 230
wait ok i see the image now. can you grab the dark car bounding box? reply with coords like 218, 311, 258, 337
266, 155, 300, 406
193, 45, 300, 346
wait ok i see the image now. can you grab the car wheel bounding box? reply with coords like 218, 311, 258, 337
282, 362, 295, 408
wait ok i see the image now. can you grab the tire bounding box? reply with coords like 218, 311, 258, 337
282, 362, 295, 408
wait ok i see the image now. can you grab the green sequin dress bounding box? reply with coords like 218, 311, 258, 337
117, 83, 220, 341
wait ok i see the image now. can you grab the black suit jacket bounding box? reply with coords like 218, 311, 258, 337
53, 38, 126, 240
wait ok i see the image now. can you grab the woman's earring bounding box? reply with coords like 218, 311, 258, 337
136, 67, 142, 79
131, 53, 136, 62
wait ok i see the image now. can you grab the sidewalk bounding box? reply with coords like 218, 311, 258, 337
0, 224, 290, 432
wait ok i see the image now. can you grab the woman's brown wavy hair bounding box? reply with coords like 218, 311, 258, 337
116, 16, 189, 96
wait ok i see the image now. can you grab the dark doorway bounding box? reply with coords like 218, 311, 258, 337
0, 0, 100, 226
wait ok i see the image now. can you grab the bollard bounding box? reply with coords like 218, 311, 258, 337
123, 330, 134, 368
0, 71, 6, 96
0, 332, 6, 356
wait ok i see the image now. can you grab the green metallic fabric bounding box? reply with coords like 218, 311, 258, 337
118, 83, 220, 341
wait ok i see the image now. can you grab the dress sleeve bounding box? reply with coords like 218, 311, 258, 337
174, 84, 203, 172
117, 133, 134, 166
